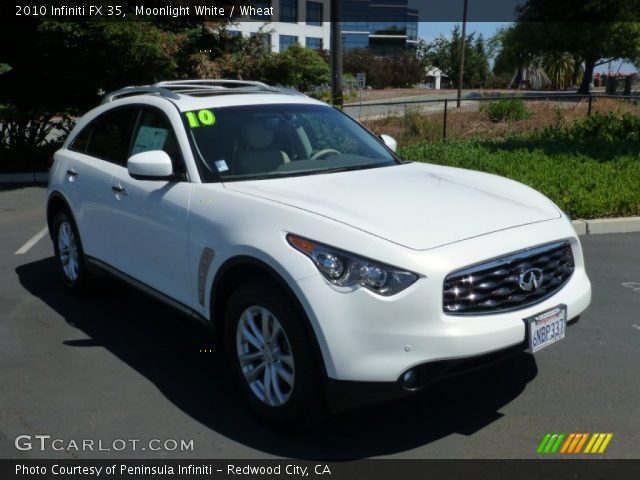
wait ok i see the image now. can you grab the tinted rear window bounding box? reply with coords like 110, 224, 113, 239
84, 107, 138, 165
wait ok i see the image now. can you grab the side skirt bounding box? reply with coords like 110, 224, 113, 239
86, 256, 209, 326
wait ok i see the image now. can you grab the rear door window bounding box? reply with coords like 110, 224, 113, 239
69, 124, 91, 153
85, 107, 139, 166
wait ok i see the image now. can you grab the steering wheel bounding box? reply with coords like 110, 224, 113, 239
310, 148, 341, 160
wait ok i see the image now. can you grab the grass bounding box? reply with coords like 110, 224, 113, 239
399, 138, 640, 220
364, 97, 640, 145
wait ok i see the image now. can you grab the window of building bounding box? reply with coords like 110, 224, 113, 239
279, 35, 298, 52
223, 30, 244, 53
370, 22, 406, 36
407, 20, 418, 42
280, 0, 297, 23
306, 1, 323, 26
250, 32, 272, 52
305, 37, 323, 50
342, 33, 369, 50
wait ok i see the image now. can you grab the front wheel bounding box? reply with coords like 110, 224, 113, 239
224, 279, 324, 427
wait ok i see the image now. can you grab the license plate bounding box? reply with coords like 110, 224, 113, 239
526, 305, 567, 353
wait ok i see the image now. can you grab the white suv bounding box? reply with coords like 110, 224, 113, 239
47, 80, 591, 425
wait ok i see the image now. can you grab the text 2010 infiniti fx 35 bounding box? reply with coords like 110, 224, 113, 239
47, 80, 591, 425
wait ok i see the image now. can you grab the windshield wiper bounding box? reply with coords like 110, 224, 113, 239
221, 162, 395, 182
306, 162, 394, 176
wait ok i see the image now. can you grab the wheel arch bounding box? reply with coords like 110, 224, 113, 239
46, 191, 74, 240
210, 255, 329, 379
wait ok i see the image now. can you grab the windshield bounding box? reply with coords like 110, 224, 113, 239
185, 103, 398, 181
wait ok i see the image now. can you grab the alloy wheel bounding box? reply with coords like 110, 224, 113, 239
57, 221, 79, 282
236, 306, 295, 407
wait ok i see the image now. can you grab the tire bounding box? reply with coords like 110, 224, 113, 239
224, 278, 325, 427
52, 210, 93, 294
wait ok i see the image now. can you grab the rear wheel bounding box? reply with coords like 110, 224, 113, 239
224, 278, 324, 427
52, 211, 93, 293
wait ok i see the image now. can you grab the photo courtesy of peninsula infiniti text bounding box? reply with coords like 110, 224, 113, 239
46, 80, 592, 426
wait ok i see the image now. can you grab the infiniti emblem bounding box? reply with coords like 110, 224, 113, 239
518, 268, 544, 292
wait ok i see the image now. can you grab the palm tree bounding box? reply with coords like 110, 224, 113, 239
542, 53, 583, 90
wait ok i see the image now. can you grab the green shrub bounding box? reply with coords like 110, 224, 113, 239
0, 104, 74, 172
205, 39, 329, 94
343, 49, 423, 88
482, 98, 531, 122
268, 44, 330, 93
568, 111, 640, 142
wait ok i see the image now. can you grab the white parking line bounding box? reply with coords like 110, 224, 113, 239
15, 226, 48, 255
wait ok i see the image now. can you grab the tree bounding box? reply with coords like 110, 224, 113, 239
196, 27, 277, 82
387, 51, 424, 87
343, 49, 423, 88
516, 1, 640, 93
467, 34, 490, 87
197, 35, 330, 93
269, 44, 330, 92
542, 52, 583, 89
490, 24, 540, 89
419, 26, 490, 88
0, 1, 240, 111
0, 1, 239, 167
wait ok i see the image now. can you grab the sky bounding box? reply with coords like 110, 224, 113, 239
418, 22, 638, 74
418, 22, 510, 42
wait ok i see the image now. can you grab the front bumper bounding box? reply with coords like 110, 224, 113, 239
291, 219, 592, 383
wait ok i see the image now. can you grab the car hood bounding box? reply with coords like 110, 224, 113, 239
223, 162, 561, 250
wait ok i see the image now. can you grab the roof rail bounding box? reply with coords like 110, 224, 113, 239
101, 79, 303, 104
101, 86, 181, 104
155, 79, 271, 90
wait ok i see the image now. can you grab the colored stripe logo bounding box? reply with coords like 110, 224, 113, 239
537, 433, 613, 454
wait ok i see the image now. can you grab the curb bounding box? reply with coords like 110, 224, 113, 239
1, 172, 639, 237
573, 217, 640, 236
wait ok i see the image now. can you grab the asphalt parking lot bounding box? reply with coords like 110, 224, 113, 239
1, 185, 639, 460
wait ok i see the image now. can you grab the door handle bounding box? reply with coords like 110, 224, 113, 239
67, 168, 79, 178
111, 184, 128, 195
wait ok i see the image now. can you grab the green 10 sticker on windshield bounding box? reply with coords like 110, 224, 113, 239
185, 109, 216, 128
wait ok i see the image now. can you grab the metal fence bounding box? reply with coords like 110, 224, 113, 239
344, 94, 640, 144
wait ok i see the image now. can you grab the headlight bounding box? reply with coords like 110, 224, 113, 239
287, 234, 419, 296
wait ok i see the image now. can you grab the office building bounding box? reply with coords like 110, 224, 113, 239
229, 0, 330, 53
342, 0, 418, 55
229, 0, 417, 55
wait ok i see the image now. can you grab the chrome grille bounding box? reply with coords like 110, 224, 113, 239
443, 241, 575, 315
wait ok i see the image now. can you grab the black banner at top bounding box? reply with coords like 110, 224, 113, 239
4, 0, 640, 23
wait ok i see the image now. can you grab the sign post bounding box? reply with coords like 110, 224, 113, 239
357, 72, 366, 120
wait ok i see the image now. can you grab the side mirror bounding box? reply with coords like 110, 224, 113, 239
127, 150, 173, 180
380, 134, 397, 152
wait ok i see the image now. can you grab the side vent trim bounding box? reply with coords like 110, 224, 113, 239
198, 247, 216, 306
